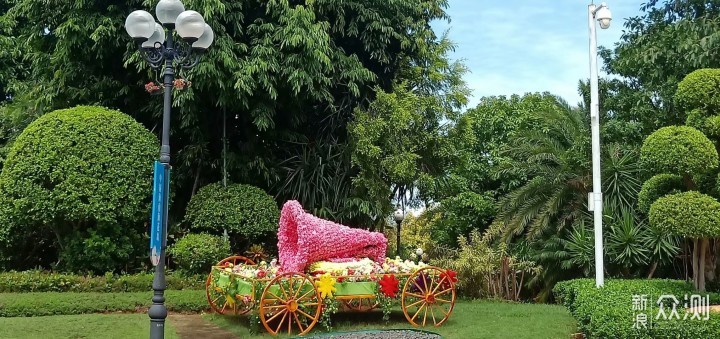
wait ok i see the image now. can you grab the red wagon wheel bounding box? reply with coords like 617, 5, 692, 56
205, 255, 255, 315
259, 272, 322, 336
401, 266, 456, 327
342, 297, 379, 312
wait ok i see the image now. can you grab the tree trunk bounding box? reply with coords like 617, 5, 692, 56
191, 165, 202, 196
699, 238, 708, 292
693, 238, 699, 289
647, 261, 658, 279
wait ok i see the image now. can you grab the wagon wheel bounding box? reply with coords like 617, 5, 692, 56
259, 272, 322, 336
205, 255, 256, 315
342, 297, 379, 311
401, 266, 456, 327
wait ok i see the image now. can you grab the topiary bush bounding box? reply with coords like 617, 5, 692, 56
0, 106, 158, 273
637, 174, 684, 213
169, 233, 231, 275
675, 68, 720, 113
184, 182, 279, 243
640, 126, 718, 176
649, 191, 720, 291
554, 278, 720, 338
649, 191, 720, 239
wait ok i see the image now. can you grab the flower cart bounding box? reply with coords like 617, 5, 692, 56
206, 201, 457, 336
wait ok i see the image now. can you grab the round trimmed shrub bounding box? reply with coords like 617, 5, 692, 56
649, 191, 720, 239
0, 105, 158, 273
169, 233, 231, 274
640, 126, 717, 175
637, 174, 684, 213
184, 182, 279, 242
675, 68, 720, 112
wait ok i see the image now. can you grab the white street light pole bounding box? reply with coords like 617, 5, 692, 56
587, 2, 612, 288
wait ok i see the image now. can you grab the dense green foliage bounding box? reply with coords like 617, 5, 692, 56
435, 229, 537, 299
649, 191, 720, 239
169, 233, 231, 275
492, 97, 590, 240
637, 174, 684, 213
430, 191, 496, 247
640, 126, 718, 176
0, 290, 207, 317
675, 68, 720, 113
0, 106, 157, 273
184, 183, 279, 244
554, 278, 720, 338
0, 0, 455, 230
0, 271, 204, 293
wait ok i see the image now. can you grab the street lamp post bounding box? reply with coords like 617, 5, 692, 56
124, 1, 213, 338
587, 2, 612, 288
393, 207, 404, 258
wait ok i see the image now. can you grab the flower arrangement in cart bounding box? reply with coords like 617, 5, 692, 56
205, 200, 458, 336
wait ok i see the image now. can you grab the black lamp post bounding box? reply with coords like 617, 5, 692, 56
124, 1, 213, 338
393, 207, 405, 257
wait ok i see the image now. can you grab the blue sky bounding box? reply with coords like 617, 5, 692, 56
431, 1, 645, 108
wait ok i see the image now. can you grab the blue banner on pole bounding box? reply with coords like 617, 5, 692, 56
150, 161, 169, 266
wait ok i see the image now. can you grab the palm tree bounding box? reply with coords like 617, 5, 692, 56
493, 96, 591, 241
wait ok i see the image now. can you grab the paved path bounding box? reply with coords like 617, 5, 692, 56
168, 314, 237, 339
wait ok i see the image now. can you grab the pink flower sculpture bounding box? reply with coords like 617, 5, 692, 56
277, 200, 388, 273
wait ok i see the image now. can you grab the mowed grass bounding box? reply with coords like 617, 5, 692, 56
205, 300, 577, 339
0, 313, 179, 339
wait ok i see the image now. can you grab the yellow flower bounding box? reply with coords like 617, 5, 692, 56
314, 273, 336, 299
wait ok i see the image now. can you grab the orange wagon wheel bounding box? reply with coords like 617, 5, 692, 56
205, 255, 256, 315
401, 266, 456, 327
259, 272, 322, 336
342, 297, 379, 312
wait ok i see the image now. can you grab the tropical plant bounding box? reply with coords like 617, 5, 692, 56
492, 96, 591, 240
435, 229, 538, 300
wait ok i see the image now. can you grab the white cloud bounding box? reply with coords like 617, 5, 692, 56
433, 0, 645, 108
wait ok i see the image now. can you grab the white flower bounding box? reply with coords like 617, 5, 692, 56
415, 248, 424, 256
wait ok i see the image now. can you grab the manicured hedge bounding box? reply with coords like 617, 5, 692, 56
554, 279, 720, 338
0, 290, 207, 317
0, 271, 204, 293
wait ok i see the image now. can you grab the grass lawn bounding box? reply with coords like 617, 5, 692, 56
205, 300, 577, 339
0, 314, 179, 339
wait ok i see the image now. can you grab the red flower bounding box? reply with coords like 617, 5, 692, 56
256, 270, 266, 278
379, 274, 399, 298
347, 269, 355, 276
337, 276, 344, 283
440, 270, 458, 289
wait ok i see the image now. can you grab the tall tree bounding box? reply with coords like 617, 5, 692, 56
0, 0, 452, 223
601, 0, 720, 131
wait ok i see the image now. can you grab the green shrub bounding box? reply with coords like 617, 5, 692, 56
637, 174, 684, 213
675, 68, 720, 112
0, 106, 158, 273
640, 126, 717, 175
0, 271, 204, 293
0, 290, 207, 317
431, 191, 496, 247
434, 229, 537, 299
184, 182, 279, 242
169, 233, 231, 275
554, 278, 720, 338
649, 191, 720, 239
